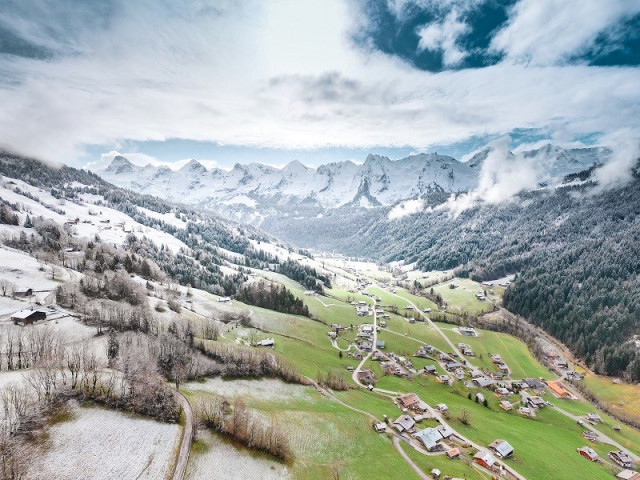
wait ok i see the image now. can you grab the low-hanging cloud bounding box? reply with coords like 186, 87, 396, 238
388, 198, 426, 220
591, 129, 640, 192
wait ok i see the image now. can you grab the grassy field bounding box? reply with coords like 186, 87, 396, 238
581, 373, 640, 426
435, 322, 554, 380
431, 278, 497, 315
184, 380, 423, 480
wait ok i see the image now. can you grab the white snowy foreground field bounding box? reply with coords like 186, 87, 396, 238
26, 403, 180, 480
187, 430, 290, 480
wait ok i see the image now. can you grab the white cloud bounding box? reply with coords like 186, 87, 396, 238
0, 0, 637, 167
491, 0, 640, 65
592, 129, 640, 191
439, 136, 566, 216
388, 198, 425, 220
417, 9, 469, 66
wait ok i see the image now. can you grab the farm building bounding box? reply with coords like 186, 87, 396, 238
13, 288, 33, 298
547, 380, 570, 398
447, 448, 460, 459
393, 415, 416, 433
524, 378, 546, 390
490, 439, 514, 458
437, 425, 454, 439
256, 338, 274, 347
609, 451, 636, 469
577, 446, 599, 462
398, 393, 420, 409
376, 340, 385, 349
11, 308, 47, 325
415, 427, 443, 451
617, 470, 640, 480
459, 327, 477, 336
473, 451, 497, 469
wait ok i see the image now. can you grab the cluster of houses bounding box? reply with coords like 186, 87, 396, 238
457, 342, 474, 356
490, 353, 510, 375
380, 352, 415, 377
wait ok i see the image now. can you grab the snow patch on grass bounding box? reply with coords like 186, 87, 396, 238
187, 430, 289, 480
27, 404, 180, 480
183, 378, 309, 402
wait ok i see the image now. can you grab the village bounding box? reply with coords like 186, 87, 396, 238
0, 233, 639, 480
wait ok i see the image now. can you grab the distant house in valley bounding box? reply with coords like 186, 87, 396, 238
393, 415, 416, 433
13, 288, 33, 298
376, 340, 385, 349
616, 470, 640, 480
609, 451, 636, 469
585, 413, 602, 424
11, 308, 46, 325
374, 422, 386, 433
577, 446, 599, 462
424, 365, 437, 374
256, 338, 274, 347
415, 427, 443, 451
474, 376, 494, 388
473, 451, 497, 470
490, 439, 514, 458
459, 327, 477, 337
499, 400, 513, 411
357, 369, 375, 385
524, 378, 545, 391
398, 393, 420, 410
446, 448, 460, 459
527, 396, 546, 409
547, 380, 571, 398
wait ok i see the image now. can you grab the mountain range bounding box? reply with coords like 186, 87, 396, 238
94, 144, 610, 219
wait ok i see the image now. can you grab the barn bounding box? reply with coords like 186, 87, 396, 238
11, 309, 47, 325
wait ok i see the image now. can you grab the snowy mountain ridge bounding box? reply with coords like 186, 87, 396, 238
94, 145, 610, 215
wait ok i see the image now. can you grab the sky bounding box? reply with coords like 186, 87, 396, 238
0, 0, 639, 170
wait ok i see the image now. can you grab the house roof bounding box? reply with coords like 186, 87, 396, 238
437, 425, 454, 438
398, 393, 420, 408
524, 378, 545, 389
393, 415, 415, 432
475, 376, 493, 388
474, 451, 496, 467
617, 470, 640, 480
493, 440, 514, 458
416, 428, 442, 450
578, 446, 598, 459
447, 448, 460, 458
11, 309, 46, 319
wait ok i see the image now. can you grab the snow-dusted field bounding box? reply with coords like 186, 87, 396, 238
183, 377, 310, 402
27, 403, 180, 480
186, 430, 289, 480
0, 246, 60, 291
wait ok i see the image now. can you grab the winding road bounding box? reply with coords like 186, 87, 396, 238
172, 389, 194, 480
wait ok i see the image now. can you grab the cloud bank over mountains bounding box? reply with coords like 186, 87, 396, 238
0, 0, 637, 169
